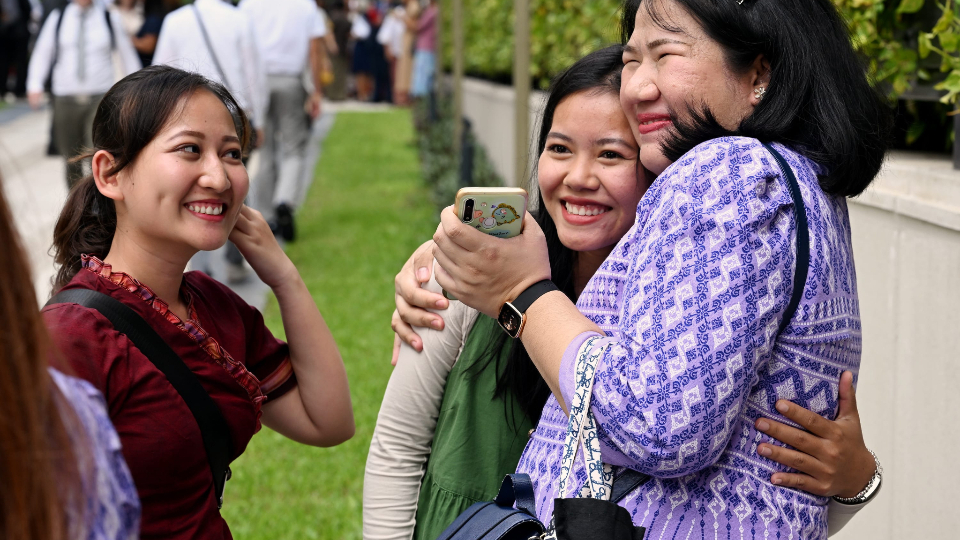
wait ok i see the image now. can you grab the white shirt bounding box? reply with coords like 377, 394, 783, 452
350, 12, 370, 40
238, 0, 326, 77
377, 7, 406, 58
26, 2, 141, 96
152, 0, 268, 127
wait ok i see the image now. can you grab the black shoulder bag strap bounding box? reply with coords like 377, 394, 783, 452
761, 142, 810, 335
191, 4, 229, 85
45, 288, 233, 509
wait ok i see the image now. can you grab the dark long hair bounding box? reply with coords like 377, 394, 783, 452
472, 45, 627, 425
51, 65, 250, 293
622, 0, 892, 197
0, 175, 87, 540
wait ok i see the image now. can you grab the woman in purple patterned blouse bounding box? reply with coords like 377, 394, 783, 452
430, 0, 891, 537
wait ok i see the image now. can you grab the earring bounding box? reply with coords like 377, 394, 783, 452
754, 86, 766, 101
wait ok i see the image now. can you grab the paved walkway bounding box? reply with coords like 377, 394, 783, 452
0, 98, 377, 308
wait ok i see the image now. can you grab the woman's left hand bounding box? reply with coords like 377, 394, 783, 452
432, 206, 551, 318
229, 205, 298, 289
755, 371, 875, 498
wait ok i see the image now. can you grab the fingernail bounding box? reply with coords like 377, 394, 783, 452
772, 477, 782, 485
416, 267, 429, 282
758, 446, 772, 457
757, 420, 770, 432
412, 340, 420, 349
776, 401, 789, 414
436, 299, 447, 308
432, 320, 442, 329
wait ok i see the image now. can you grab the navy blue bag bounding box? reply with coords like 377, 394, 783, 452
435, 473, 544, 540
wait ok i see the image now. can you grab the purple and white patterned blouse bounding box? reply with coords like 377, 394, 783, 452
50, 368, 141, 540
517, 138, 861, 539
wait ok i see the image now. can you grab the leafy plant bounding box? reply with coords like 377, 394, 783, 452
439, 0, 622, 89
916, 0, 960, 103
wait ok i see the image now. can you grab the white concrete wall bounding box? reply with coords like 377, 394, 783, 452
836, 152, 960, 540
465, 77, 960, 536
461, 77, 547, 188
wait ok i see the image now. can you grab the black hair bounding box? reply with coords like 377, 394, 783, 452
52, 65, 250, 292
620, 0, 892, 197
472, 45, 627, 425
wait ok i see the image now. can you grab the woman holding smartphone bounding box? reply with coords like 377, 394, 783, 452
427, 0, 889, 535
368, 43, 876, 540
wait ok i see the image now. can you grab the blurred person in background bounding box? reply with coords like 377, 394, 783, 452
240, 0, 329, 242
112, 0, 142, 38
326, 0, 352, 101
129, 0, 175, 67
350, 0, 374, 101
392, 0, 418, 105
0, 0, 42, 99
26, 0, 140, 187
377, 0, 404, 104
0, 173, 140, 540
368, 0, 390, 102
409, 0, 435, 101
152, 0, 266, 137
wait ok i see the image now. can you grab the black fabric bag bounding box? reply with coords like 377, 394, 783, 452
45, 288, 234, 509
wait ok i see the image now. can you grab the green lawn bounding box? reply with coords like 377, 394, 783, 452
220, 109, 437, 538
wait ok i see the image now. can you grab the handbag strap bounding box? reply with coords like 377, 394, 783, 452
45, 288, 233, 509
761, 143, 810, 335
557, 335, 614, 500
495, 474, 538, 516
191, 4, 229, 85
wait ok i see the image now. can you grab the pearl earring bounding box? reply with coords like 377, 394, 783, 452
754, 86, 766, 101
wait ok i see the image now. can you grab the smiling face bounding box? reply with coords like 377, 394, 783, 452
620, 0, 759, 176
111, 89, 248, 260
538, 90, 648, 258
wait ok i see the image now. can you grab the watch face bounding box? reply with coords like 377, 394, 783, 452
498, 303, 523, 337
501, 312, 521, 332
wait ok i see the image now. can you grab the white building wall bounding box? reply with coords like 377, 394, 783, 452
836, 153, 960, 540
461, 77, 547, 188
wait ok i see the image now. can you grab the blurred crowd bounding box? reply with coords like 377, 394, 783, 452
1, 0, 438, 183
2, 0, 437, 279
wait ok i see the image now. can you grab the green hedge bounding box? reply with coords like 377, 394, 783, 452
439, 0, 623, 89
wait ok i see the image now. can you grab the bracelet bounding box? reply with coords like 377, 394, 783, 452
832, 450, 882, 505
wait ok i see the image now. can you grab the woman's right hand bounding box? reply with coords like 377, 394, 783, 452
755, 371, 875, 498
391, 239, 449, 365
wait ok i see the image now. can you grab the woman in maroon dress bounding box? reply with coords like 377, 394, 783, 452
43, 65, 355, 540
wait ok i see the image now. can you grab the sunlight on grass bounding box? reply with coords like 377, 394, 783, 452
220, 109, 436, 539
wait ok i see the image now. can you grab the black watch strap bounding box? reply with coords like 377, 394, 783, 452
511, 279, 559, 313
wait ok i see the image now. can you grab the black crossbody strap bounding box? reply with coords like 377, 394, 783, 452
45, 288, 233, 509
191, 4, 229, 85
761, 143, 810, 336
610, 469, 649, 503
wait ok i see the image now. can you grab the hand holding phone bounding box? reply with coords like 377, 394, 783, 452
443, 187, 528, 300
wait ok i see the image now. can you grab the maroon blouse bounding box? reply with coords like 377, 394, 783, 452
43, 257, 296, 540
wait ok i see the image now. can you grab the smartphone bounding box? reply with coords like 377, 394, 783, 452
454, 187, 527, 239
443, 188, 528, 301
